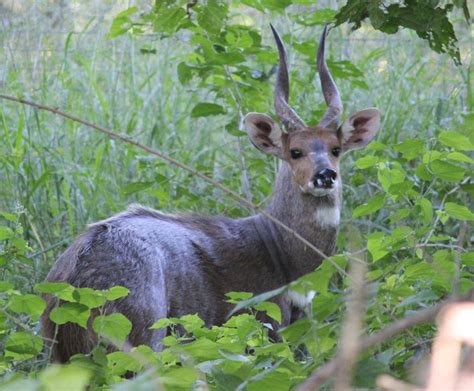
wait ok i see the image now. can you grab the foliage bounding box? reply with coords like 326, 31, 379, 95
334, 0, 470, 65
0, 0, 472, 390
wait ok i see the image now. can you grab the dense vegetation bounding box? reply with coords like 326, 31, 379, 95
0, 1, 472, 389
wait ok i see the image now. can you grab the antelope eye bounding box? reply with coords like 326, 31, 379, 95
290, 149, 303, 159
331, 147, 341, 157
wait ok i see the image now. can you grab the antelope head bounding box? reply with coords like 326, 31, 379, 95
244, 25, 381, 197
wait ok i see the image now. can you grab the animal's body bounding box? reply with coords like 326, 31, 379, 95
42, 25, 381, 362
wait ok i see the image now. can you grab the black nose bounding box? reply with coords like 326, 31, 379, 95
314, 168, 337, 189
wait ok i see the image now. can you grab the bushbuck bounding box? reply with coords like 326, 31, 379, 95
42, 25, 381, 362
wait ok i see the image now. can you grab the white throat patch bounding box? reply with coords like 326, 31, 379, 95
286, 290, 316, 310
313, 206, 340, 227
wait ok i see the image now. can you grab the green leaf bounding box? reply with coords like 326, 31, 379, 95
430, 160, 465, 181
0, 281, 14, 292
225, 291, 253, 303
108, 7, 137, 38
191, 102, 226, 117
445, 202, 474, 221
416, 197, 433, 224
196, 0, 228, 35
446, 151, 474, 164
0, 226, 13, 240
35, 282, 75, 302
229, 286, 287, 317
152, 5, 187, 34
173, 337, 221, 360
40, 364, 92, 391
355, 155, 379, 169
367, 232, 389, 262
150, 317, 175, 330
107, 351, 142, 376
394, 139, 425, 160
254, 301, 282, 324
72, 288, 107, 309
352, 193, 385, 218
106, 286, 129, 301
50, 302, 90, 328
5, 332, 43, 359
461, 252, 474, 267
9, 294, 46, 320
159, 367, 197, 389
295, 8, 337, 26
93, 313, 132, 347
439, 131, 474, 151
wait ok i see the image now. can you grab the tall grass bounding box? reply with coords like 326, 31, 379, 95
0, 0, 470, 284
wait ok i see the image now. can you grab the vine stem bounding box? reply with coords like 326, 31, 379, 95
0, 94, 350, 277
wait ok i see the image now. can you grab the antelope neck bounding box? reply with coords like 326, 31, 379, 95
257, 163, 341, 281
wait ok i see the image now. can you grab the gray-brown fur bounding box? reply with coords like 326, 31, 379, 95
41, 26, 381, 362
42, 165, 338, 361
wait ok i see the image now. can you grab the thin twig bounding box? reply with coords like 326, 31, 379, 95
0, 94, 349, 277
453, 221, 468, 298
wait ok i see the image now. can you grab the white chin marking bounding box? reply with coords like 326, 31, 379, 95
286, 290, 316, 310
306, 181, 335, 197
313, 206, 340, 227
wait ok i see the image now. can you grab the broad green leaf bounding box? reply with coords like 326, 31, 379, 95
295, 8, 337, 26
72, 288, 107, 309
35, 282, 75, 302
40, 364, 92, 391
461, 252, 474, 267
352, 193, 385, 218
150, 317, 174, 330
394, 139, 425, 160
9, 294, 46, 320
93, 313, 132, 346
152, 6, 187, 34
430, 160, 465, 181
159, 366, 197, 389
254, 301, 282, 324
446, 151, 474, 164
367, 232, 389, 262
247, 371, 292, 391
196, 0, 228, 35
0, 212, 16, 222
172, 337, 221, 360
5, 332, 43, 359
107, 351, 142, 376
439, 131, 474, 151
229, 286, 287, 317
445, 202, 474, 221
106, 286, 129, 301
225, 291, 253, 303
0, 281, 13, 292
377, 165, 406, 193
416, 198, 433, 224
0, 226, 13, 240
191, 102, 226, 117
178, 314, 205, 333
355, 155, 378, 169
50, 302, 90, 328
108, 7, 137, 38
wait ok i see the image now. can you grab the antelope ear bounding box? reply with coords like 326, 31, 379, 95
339, 108, 381, 151
244, 113, 286, 158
